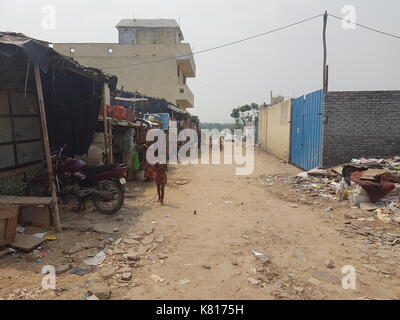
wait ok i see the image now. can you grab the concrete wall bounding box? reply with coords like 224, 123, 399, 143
258, 107, 268, 151
54, 36, 195, 109
54, 43, 180, 104
322, 91, 400, 167
259, 100, 292, 162
118, 27, 178, 45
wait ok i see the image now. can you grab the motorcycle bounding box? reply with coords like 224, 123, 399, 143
27, 145, 128, 215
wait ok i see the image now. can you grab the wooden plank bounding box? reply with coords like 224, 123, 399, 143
0, 206, 19, 247
0, 206, 19, 219
34, 65, 61, 232
0, 163, 42, 179
10, 234, 46, 252
19, 205, 52, 228
0, 196, 52, 206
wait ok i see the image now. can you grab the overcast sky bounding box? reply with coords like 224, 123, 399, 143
1, 0, 399, 122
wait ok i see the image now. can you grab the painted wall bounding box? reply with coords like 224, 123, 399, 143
54, 40, 195, 109
322, 91, 400, 167
259, 100, 292, 162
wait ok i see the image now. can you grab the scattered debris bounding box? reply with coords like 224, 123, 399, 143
87, 280, 111, 300
157, 252, 168, 260
325, 259, 335, 269
175, 180, 188, 185
121, 272, 132, 281
99, 267, 116, 280
128, 232, 142, 240
83, 251, 106, 266
55, 264, 71, 274
16, 226, 25, 233
143, 227, 154, 236
68, 268, 91, 276
142, 236, 153, 245
177, 279, 190, 285
248, 277, 261, 285
32, 232, 47, 238
10, 234, 46, 252
150, 274, 165, 283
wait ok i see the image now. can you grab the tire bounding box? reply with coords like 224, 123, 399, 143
92, 180, 125, 215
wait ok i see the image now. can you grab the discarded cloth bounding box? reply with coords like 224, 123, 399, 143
351, 171, 400, 203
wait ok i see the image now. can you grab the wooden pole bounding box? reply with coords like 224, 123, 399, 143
102, 85, 110, 164
325, 65, 329, 94
323, 11, 328, 94
34, 64, 62, 232
108, 119, 114, 163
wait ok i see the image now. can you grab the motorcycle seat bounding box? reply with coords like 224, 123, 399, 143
83, 164, 126, 176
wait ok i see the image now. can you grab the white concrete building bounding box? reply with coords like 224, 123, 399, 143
54, 18, 196, 110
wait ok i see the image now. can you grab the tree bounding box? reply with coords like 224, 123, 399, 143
231, 103, 259, 129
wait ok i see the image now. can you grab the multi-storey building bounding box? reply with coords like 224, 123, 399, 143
54, 18, 196, 110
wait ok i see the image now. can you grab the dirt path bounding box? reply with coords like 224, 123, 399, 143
2, 147, 400, 300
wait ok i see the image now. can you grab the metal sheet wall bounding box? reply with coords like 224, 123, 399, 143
290, 89, 324, 170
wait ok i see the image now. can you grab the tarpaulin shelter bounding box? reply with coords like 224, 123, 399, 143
111, 89, 189, 120
0, 32, 117, 231
0, 32, 117, 157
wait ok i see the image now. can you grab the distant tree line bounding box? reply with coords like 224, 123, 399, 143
230, 103, 260, 129
200, 123, 236, 131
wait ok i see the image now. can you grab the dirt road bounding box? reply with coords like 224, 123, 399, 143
2, 146, 400, 300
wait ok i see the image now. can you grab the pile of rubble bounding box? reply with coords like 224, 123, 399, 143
266, 157, 400, 226
265, 168, 341, 200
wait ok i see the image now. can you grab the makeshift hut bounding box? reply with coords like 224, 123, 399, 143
0, 32, 116, 232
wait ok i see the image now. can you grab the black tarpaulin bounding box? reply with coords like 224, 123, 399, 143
0, 32, 117, 156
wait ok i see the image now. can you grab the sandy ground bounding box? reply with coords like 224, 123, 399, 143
1, 145, 400, 300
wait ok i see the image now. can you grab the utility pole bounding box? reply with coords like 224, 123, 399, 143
323, 11, 329, 94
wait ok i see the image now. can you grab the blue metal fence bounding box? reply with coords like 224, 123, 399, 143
290, 89, 324, 170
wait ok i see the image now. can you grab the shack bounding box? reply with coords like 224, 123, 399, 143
0, 32, 116, 233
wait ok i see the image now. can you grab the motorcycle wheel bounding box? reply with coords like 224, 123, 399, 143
92, 180, 124, 215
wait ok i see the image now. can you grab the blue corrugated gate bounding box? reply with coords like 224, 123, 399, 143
291, 89, 324, 170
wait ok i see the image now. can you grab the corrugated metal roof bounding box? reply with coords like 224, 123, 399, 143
116, 19, 184, 40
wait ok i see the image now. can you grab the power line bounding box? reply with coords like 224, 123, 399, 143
328, 13, 400, 40
102, 13, 324, 70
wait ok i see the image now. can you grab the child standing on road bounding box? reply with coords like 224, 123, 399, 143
154, 162, 167, 205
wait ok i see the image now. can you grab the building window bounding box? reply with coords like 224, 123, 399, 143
0, 90, 43, 171
183, 76, 187, 85
177, 66, 180, 78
